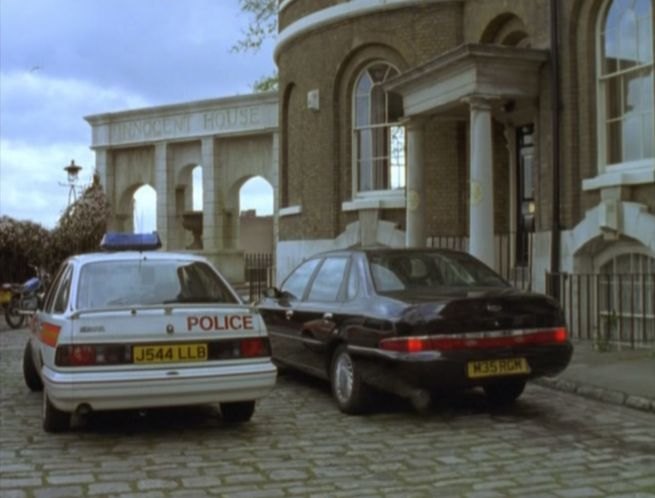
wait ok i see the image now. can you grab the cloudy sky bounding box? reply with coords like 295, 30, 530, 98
0, 0, 276, 229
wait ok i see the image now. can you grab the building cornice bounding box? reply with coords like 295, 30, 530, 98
275, 0, 460, 62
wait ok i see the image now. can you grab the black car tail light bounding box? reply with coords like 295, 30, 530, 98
379, 327, 568, 353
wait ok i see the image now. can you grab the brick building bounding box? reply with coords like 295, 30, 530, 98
275, 0, 655, 296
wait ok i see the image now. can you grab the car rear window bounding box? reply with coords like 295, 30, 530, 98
76, 259, 238, 309
368, 251, 507, 292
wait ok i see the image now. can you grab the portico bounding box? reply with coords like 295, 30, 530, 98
387, 44, 548, 269
85, 93, 278, 282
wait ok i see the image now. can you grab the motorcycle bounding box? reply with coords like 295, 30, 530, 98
2, 269, 49, 329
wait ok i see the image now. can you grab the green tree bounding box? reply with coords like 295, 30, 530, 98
0, 216, 52, 282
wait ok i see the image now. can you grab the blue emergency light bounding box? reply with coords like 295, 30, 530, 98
100, 232, 162, 251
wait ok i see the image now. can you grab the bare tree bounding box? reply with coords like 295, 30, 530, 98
233, 0, 278, 92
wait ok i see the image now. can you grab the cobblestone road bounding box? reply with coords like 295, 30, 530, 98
1, 327, 654, 498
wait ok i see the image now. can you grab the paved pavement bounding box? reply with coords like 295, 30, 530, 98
535, 340, 655, 414
1, 323, 654, 497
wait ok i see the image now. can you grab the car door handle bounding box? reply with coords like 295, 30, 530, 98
323, 312, 333, 321
285, 310, 294, 320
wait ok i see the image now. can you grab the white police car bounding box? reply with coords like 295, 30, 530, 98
23, 233, 277, 432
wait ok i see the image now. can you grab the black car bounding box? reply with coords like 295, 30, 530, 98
257, 248, 573, 414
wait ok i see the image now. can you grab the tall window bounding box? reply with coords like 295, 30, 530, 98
599, 0, 654, 166
353, 62, 405, 192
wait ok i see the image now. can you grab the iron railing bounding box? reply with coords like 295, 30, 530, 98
427, 232, 534, 291
547, 272, 655, 348
244, 253, 274, 302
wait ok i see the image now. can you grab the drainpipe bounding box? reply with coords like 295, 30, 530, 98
549, 0, 562, 300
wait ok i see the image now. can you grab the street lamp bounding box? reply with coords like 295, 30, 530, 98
63, 160, 82, 204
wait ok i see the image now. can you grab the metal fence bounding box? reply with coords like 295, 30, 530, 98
427, 232, 534, 291
547, 272, 655, 348
244, 253, 274, 302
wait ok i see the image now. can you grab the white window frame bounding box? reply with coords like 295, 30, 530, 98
594, 0, 654, 180
349, 61, 406, 208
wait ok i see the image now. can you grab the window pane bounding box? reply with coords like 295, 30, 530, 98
635, 0, 651, 17
643, 113, 654, 157
622, 114, 641, 161
603, 28, 620, 75
356, 72, 372, 97
606, 75, 622, 119
607, 120, 623, 164
390, 126, 406, 189
355, 95, 369, 127
371, 85, 386, 124
281, 259, 320, 300
307, 258, 348, 302
369, 64, 388, 83
624, 70, 644, 111
605, 0, 628, 30
618, 9, 638, 70
637, 15, 653, 64
373, 157, 388, 190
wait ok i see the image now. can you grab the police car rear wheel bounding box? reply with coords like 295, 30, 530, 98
23, 342, 43, 391
43, 393, 70, 433
220, 401, 255, 423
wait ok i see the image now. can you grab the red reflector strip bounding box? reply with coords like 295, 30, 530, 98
39, 323, 61, 347
380, 327, 568, 353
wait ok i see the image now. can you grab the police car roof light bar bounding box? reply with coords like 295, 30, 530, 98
100, 232, 162, 251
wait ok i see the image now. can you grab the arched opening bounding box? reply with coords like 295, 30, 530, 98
192, 165, 203, 211
238, 176, 274, 254
175, 164, 203, 250
480, 13, 531, 47
132, 184, 157, 233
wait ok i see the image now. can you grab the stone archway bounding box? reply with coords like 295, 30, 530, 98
86, 93, 279, 283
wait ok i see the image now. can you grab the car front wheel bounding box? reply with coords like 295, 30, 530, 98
220, 401, 255, 423
23, 342, 43, 391
330, 345, 370, 415
43, 393, 70, 433
483, 379, 526, 406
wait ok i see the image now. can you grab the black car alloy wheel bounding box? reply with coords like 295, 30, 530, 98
330, 345, 370, 414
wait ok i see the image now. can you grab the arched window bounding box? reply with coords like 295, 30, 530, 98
598, 0, 654, 167
353, 62, 405, 192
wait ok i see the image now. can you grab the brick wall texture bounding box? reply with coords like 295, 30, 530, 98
277, 0, 654, 243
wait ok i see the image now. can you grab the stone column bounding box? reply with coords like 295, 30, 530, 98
201, 137, 219, 251
405, 118, 426, 248
467, 97, 495, 268
94, 148, 118, 230
154, 142, 171, 248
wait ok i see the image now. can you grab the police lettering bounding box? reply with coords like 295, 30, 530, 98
187, 315, 254, 331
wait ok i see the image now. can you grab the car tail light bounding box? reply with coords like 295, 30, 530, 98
239, 338, 270, 358
55, 344, 131, 367
379, 327, 568, 353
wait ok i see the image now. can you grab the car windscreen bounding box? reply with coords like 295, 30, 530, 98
368, 251, 508, 293
76, 259, 238, 309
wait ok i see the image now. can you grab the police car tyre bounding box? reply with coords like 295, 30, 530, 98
330, 345, 370, 415
43, 393, 70, 433
23, 342, 43, 392
220, 401, 255, 423
5, 297, 25, 329
483, 379, 526, 406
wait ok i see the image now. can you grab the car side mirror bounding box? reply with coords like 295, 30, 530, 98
264, 287, 281, 299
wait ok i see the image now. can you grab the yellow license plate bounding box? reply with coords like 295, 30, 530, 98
133, 343, 208, 364
0, 290, 11, 305
467, 358, 530, 379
